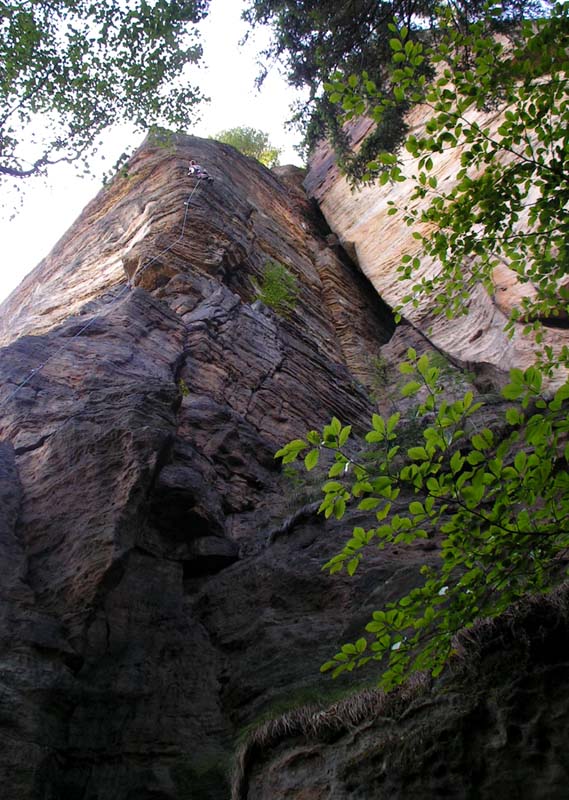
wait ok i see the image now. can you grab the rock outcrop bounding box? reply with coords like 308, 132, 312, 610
305, 115, 569, 383
236, 589, 569, 800
0, 128, 565, 800
0, 134, 417, 798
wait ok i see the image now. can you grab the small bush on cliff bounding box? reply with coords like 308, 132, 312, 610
253, 259, 299, 316
276, 4, 569, 690
213, 127, 282, 168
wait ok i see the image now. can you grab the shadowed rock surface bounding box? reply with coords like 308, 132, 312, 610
238, 590, 569, 800
0, 134, 415, 798
0, 130, 564, 799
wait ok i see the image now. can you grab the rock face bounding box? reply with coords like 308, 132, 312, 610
237, 590, 569, 800
0, 130, 565, 800
304, 115, 569, 382
0, 134, 412, 798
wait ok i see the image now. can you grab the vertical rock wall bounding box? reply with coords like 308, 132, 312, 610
0, 134, 409, 798
3, 127, 561, 800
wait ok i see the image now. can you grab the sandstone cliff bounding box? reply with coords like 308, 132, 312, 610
0, 133, 421, 799
0, 129, 565, 800
305, 115, 569, 383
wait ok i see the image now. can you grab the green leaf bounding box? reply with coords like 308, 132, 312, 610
304, 448, 319, 471
306, 430, 321, 446
330, 417, 342, 435
450, 451, 464, 473
329, 460, 347, 477
553, 383, 569, 405
359, 497, 381, 511
387, 413, 401, 433
471, 430, 493, 451
408, 446, 428, 460
338, 425, 352, 447
502, 383, 523, 401
334, 497, 347, 519
506, 407, 524, 425
417, 354, 429, 373
347, 557, 360, 576
401, 381, 422, 397
372, 414, 386, 433
275, 439, 307, 463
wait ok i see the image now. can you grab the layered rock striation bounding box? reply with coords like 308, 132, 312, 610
1, 127, 564, 800
0, 134, 413, 798
305, 115, 569, 382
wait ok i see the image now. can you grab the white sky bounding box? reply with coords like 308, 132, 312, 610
0, 0, 306, 303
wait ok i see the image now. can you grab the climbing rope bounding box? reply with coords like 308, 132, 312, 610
0, 178, 205, 409
128, 177, 202, 287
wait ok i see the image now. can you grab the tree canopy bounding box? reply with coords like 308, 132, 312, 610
327, 2, 569, 346
243, 0, 547, 173
0, 0, 209, 184
276, 3, 569, 690
213, 126, 282, 167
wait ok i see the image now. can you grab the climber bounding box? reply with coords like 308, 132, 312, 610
188, 159, 213, 183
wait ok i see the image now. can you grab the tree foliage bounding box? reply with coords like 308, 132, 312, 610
213, 126, 282, 167
243, 0, 543, 172
0, 0, 209, 183
326, 3, 568, 354
276, 4, 569, 690
278, 353, 569, 690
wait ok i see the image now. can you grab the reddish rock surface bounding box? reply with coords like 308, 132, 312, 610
0, 131, 564, 800
0, 134, 408, 798
304, 115, 569, 383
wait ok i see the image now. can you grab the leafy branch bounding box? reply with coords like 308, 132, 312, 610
276, 350, 569, 690
324, 4, 569, 355
1, 0, 208, 188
